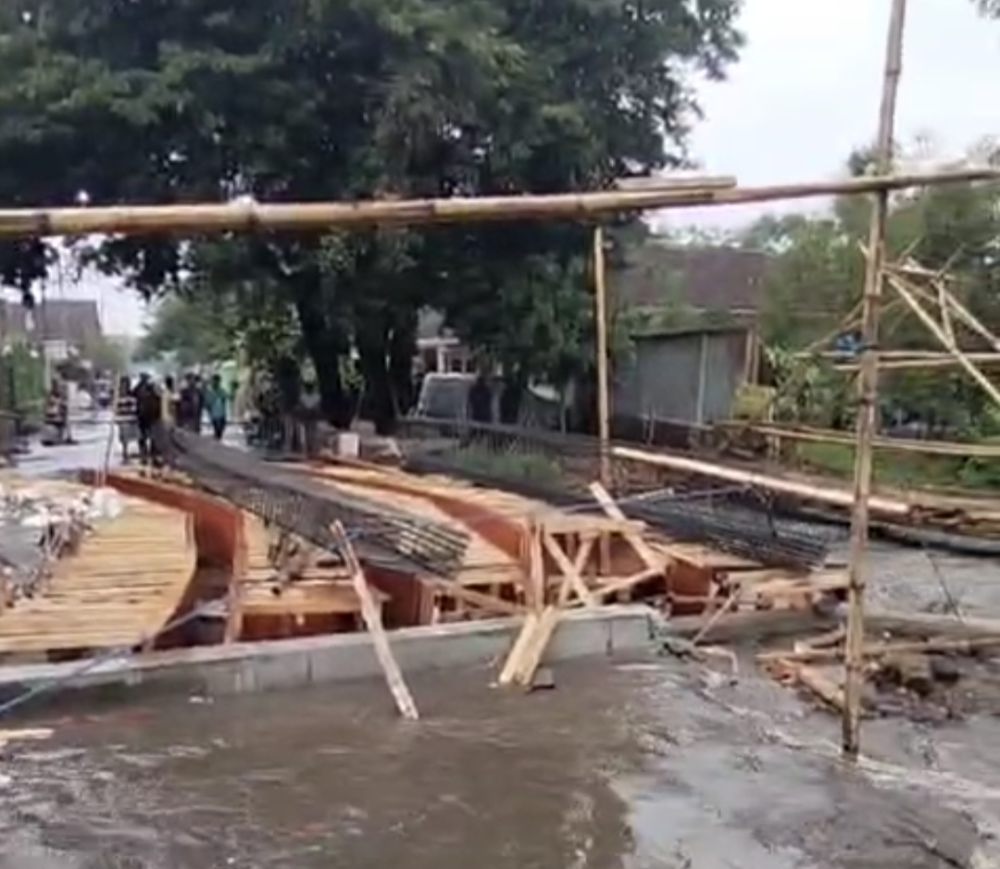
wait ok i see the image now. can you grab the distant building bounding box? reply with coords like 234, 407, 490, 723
416, 308, 475, 374
0, 299, 103, 362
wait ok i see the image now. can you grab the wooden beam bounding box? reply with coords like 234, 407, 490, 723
332, 522, 419, 720
425, 578, 525, 617
541, 531, 597, 607
611, 445, 910, 517
498, 612, 540, 686
0, 170, 996, 240
588, 482, 667, 572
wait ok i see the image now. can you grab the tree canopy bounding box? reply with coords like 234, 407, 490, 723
0, 0, 743, 431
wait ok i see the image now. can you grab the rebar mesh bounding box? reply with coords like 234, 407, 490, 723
398, 417, 829, 570
164, 429, 469, 576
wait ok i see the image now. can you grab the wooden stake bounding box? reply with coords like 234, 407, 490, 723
843, 0, 907, 760
593, 226, 612, 491
332, 522, 419, 720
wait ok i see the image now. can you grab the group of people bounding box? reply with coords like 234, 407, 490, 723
115, 372, 231, 464
244, 371, 323, 456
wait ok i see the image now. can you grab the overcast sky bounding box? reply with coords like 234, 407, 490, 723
49, 0, 1000, 335
657, 0, 1000, 231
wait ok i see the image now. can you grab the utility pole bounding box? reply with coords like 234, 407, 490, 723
843, 0, 908, 758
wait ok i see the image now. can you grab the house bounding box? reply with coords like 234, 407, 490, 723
609, 243, 772, 429
611, 242, 772, 322
614, 324, 757, 428
416, 308, 475, 374
0, 299, 103, 362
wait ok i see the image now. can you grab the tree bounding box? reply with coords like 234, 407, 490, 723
0, 0, 744, 432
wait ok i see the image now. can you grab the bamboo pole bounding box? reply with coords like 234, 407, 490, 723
593, 226, 612, 490
0, 169, 995, 240
887, 275, 1000, 408
930, 277, 1000, 351
727, 422, 1000, 458
843, 0, 907, 760
612, 444, 911, 516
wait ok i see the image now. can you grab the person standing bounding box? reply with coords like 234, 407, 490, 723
297, 377, 322, 457
133, 373, 162, 466
115, 375, 138, 462
177, 373, 204, 433
161, 375, 179, 427
204, 374, 229, 441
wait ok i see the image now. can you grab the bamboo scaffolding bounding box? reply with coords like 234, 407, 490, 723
843, 0, 907, 759
593, 227, 612, 490
0, 169, 995, 239
887, 274, 1000, 409
727, 422, 1000, 458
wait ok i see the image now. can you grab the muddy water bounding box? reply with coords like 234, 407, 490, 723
2, 658, 997, 869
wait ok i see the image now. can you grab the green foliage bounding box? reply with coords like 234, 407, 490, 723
0, 0, 744, 431
0, 342, 45, 417
747, 151, 1000, 439
796, 442, 1000, 494
450, 444, 562, 487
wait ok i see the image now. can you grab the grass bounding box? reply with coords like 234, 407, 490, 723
796, 442, 1000, 492
450, 445, 563, 488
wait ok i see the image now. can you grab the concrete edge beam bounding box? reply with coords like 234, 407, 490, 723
0, 606, 656, 708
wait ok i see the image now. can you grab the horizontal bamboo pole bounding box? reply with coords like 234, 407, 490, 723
724, 421, 1000, 458
0, 168, 996, 239
612, 444, 911, 516
759, 634, 1000, 664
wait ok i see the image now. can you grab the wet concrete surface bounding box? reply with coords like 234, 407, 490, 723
1, 657, 998, 869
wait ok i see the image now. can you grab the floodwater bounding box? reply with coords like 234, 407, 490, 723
2, 657, 999, 869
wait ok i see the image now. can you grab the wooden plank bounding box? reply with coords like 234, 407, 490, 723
499, 613, 540, 686
332, 522, 418, 720
425, 579, 525, 617
589, 482, 666, 573
512, 605, 561, 687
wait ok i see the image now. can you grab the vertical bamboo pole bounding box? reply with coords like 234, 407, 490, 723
593, 226, 612, 489
843, 0, 907, 759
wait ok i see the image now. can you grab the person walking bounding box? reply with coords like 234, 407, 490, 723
204, 374, 229, 441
